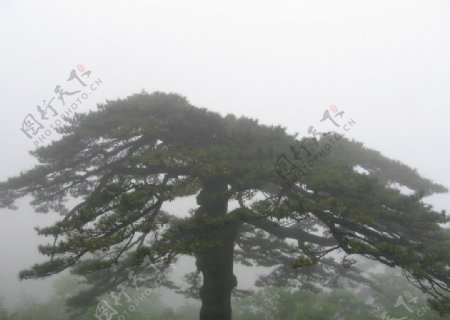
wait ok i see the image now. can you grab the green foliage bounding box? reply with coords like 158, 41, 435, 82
233, 272, 450, 320
1, 92, 450, 315
371, 271, 449, 320
233, 287, 378, 320
3, 272, 450, 320
0, 307, 7, 320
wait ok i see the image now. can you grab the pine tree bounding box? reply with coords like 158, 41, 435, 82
1, 92, 449, 320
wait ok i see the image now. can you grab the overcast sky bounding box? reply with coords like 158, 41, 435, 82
1, 0, 450, 309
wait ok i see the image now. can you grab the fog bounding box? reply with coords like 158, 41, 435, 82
1, 0, 450, 317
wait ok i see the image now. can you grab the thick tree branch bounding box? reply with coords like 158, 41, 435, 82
234, 208, 337, 247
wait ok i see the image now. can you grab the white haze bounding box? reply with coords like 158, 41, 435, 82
1, 0, 450, 309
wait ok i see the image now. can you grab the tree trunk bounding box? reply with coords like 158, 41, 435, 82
194, 179, 240, 320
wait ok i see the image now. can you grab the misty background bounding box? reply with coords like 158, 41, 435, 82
1, 0, 450, 311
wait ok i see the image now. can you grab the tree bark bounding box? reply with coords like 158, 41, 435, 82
194, 179, 240, 320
